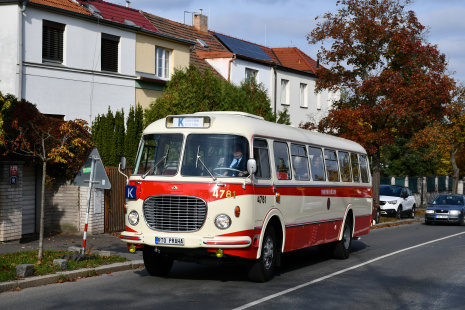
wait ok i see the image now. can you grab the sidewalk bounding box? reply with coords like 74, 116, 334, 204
0, 232, 143, 293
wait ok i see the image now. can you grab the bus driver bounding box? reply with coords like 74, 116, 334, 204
224, 143, 248, 177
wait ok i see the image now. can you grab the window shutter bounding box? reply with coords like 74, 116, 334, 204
101, 33, 119, 72
42, 20, 65, 62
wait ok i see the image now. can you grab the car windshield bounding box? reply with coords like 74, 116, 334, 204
181, 134, 249, 178
432, 196, 464, 205
380, 186, 402, 197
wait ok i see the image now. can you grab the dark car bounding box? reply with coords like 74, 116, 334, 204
425, 194, 465, 225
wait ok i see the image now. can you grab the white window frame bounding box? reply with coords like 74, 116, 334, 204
156, 47, 171, 79
300, 83, 308, 108
281, 79, 289, 106
245, 68, 258, 82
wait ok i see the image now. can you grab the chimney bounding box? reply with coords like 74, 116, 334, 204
194, 10, 208, 32
126, 0, 130, 8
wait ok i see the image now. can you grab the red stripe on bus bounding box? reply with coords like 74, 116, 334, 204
129, 180, 372, 201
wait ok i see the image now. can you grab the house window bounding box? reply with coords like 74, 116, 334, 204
300, 83, 308, 108
101, 33, 119, 72
281, 79, 289, 105
156, 47, 171, 79
42, 20, 65, 63
245, 68, 258, 82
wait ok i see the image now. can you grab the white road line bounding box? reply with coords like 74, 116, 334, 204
234, 231, 465, 310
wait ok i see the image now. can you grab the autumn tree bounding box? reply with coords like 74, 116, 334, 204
144, 65, 286, 124
409, 83, 465, 193
306, 0, 454, 203
0, 92, 93, 261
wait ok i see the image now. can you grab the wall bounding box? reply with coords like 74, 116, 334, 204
0, 4, 20, 96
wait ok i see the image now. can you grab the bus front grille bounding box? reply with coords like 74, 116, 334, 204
143, 195, 207, 232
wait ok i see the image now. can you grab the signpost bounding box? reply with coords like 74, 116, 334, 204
73, 148, 111, 255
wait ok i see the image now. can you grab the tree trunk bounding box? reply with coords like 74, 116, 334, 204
372, 151, 381, 207
37, 160, 46, 262
450, 149, 459, 194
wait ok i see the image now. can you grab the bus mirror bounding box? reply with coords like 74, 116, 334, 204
247, 159, 257, 174
119, 157, 126, 170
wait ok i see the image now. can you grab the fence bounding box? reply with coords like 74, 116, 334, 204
381, 175, 464, 207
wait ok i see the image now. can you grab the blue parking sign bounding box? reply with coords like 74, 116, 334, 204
125, 185, 137, 199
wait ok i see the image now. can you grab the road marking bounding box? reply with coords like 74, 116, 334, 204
234, 231, 465, 310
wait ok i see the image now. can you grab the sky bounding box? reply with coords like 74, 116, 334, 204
111, 0, 465, 83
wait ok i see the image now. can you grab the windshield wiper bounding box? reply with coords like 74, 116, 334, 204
195, 145, 216, 181
142, 146, 170, 179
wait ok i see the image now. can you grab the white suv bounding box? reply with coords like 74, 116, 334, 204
379, 185, 416, 219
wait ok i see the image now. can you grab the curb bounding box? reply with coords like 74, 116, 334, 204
0, 260, 144, 293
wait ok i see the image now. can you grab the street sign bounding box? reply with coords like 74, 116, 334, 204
72, 148, 111, 189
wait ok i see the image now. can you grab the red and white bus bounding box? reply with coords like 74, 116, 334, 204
119, 111, 373, 282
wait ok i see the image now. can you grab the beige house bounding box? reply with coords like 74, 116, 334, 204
135, 33, 192, 109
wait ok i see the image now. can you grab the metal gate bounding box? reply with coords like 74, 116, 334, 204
104, 167, 132, 233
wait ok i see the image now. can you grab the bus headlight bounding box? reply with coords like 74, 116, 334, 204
215, 214, 231, 229
128, 211, 139, 225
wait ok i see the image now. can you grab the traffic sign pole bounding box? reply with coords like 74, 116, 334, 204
81, 155, 96, 254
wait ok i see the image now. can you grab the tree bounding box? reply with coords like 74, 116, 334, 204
144, 65, 285, 124
409, 83, 465, 193
305, 0, 454, 204
0, 92, 93, 262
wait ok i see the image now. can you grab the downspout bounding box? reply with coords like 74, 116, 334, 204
17, 0, 28, 98
228, 54, 236, 82
273, 65, 277, 121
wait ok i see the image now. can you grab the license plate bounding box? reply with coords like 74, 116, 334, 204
436, 215, 448, 219
155, 237, 184, 245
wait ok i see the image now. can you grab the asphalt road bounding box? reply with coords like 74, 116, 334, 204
2, 222, 465, 309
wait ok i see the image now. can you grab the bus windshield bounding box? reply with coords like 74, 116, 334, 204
133, 133, 183, 176
181, 134, 249, 178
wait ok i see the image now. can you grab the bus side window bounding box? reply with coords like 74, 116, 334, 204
291, 144, 309, 181
324, 149, 340, 182
338, 151, 352, 182
273, 141, 291, 180
308, 146, 326, 181
360, 155, 370, 183
253, 139, 271, 179
351, 153, 361, 182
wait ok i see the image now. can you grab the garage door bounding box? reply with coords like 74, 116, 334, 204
22, 166, 36, 235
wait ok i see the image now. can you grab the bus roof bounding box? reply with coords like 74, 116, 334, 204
144, 111, 367, 154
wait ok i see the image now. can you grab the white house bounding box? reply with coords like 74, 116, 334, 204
0, 0, 137, 123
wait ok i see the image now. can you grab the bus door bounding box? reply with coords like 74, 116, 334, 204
252, 138, 274, 232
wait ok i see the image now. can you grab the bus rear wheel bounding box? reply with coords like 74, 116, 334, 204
143, 246, 174, 277
247, 226, 276, 282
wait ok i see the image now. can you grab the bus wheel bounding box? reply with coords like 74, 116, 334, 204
333, 219, 352, 259
143, 246, 174, 277
248, 226, 276, 282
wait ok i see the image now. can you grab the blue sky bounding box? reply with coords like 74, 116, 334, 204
113, 0, 465, 83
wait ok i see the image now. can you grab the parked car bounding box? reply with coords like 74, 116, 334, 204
379, 185, 416, 219
425, 194, 465, 225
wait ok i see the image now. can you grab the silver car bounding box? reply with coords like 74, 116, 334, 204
425, 195, 465, 225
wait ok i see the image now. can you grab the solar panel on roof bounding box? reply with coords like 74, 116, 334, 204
215, 33, 271, 61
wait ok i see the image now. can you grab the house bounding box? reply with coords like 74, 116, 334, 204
0, 0, 193, 122
143, 11, 338, 126
76, 0, 193, 110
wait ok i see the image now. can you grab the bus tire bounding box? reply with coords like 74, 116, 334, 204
247, 226, 276, 282
333, 219, 352, 259
143, 246, 174, 277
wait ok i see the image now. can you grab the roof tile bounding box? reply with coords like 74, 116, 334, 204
30, 0, 92, 15
77, 0, 159, 32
